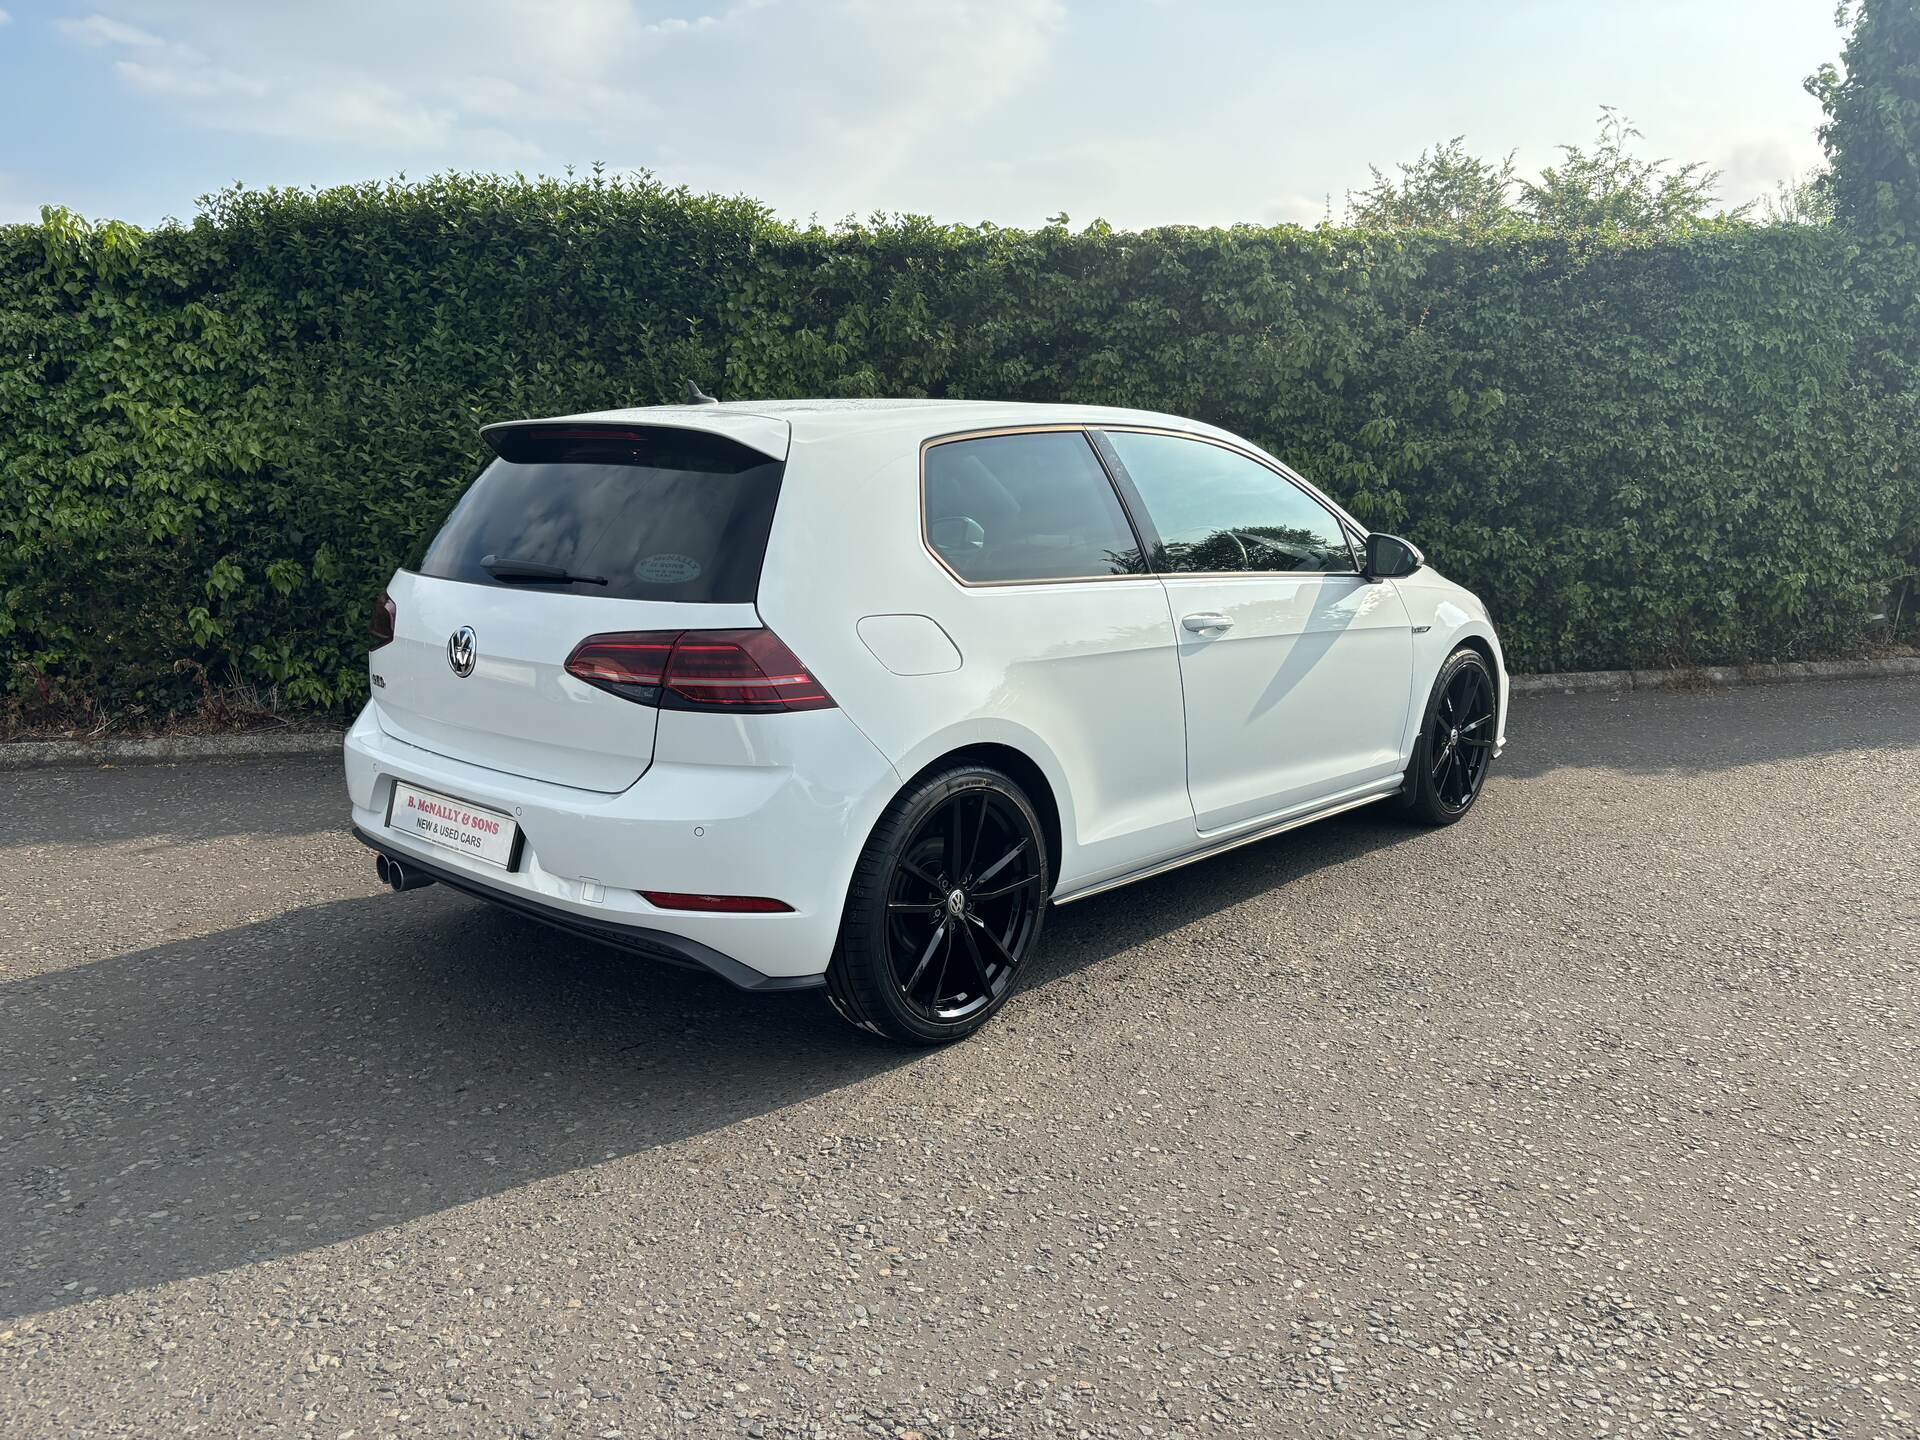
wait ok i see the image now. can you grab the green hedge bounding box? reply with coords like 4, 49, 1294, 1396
2, 173, 1915, 726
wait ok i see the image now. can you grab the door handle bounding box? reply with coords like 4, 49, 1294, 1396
1182, 612, 1233, 635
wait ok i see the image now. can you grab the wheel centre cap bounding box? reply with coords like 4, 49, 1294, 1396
946, 888, 968, 917
1450, 726, 1459, 741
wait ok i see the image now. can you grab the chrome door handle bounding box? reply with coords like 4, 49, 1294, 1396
1182, 612, 1233, 635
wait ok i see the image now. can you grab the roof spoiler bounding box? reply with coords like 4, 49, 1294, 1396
479, 411, 790, 462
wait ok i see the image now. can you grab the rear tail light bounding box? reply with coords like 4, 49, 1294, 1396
370, 590, 396, 649
564, 629, 835, 713
640, 891, 794, 913
665, 631, 834, 711
562, 632, 676, 705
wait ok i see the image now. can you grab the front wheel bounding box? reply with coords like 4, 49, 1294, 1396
1398, 647, 1498, 826
826, 764, 1049, 1045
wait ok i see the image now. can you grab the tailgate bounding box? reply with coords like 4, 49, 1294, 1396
368, 417, 789, 792
373, 573, 760, 792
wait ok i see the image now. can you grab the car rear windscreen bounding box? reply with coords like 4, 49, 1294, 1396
415, 426, 784, 603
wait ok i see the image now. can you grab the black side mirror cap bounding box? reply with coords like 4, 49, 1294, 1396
1364, 533, 1424, 580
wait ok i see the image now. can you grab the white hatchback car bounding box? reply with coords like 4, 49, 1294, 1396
348, 398, 1507, 1042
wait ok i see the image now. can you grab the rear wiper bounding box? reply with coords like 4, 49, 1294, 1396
481, 555, 608, 586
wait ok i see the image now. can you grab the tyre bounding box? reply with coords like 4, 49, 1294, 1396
826, 763, 1049, 1044
1397, 647, 1498, 826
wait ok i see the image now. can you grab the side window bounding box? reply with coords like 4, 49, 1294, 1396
1103, 430, 1357, 575
924, 431, 1146, 583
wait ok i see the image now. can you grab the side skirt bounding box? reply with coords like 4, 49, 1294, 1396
1049, 787, 1399, 907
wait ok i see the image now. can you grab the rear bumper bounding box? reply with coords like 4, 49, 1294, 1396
351, 826, 821, 991
343, 700, 901, 983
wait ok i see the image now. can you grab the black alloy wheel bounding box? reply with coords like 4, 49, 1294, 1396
1400, 648, 1498, 825
885, 786, 1044, 1023
828, 765, 1048, 1043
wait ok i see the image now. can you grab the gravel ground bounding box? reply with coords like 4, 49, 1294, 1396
2, 678, 1917, 1439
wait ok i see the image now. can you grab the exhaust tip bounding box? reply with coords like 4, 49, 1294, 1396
374, 852, 435, 892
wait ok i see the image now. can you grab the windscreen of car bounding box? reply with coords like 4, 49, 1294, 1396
415, 427, 784, 603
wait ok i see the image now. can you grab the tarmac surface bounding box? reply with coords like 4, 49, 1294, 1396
3, 678, 1916, 1438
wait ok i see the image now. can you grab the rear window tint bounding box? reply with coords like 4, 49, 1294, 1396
924, 430, 1145, 583
416, 427, 783, 603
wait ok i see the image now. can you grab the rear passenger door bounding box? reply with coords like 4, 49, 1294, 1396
1098, 429, 1414, 834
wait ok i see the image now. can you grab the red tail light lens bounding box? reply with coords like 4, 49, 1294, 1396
370, 591, 396, 649
562, 631, 677, 704
564, 629, 835, 713
663, 630, 835, 711
640, 891, 794, 913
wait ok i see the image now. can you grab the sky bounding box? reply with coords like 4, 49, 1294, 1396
0, 1, 1841, 231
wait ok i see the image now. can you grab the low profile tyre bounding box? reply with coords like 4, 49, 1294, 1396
1398, 647, 1498, 826
826, 764, 1049, 1045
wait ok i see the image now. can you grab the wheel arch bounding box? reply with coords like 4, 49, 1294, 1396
1452, 631, 1497, 673
1427, 618, 1509, 755
1394, 593, 1509, 764
894, 741, 1064, 892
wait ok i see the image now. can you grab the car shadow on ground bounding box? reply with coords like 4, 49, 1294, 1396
0, 807, 1412, 1321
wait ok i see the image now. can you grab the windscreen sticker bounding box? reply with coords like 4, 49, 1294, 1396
635, 553, 702, 584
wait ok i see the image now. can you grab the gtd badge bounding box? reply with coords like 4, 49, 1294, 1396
447, 626, 478, 678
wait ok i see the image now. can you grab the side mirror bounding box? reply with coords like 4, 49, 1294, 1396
1364, 533, 1424, 580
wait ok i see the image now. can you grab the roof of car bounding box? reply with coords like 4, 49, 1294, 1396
690, 397, 1206, 424
477, 398, 1366, 533
486, 397, 1235, 447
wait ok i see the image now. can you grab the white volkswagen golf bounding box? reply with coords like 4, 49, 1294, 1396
347, 398, 1507, 1043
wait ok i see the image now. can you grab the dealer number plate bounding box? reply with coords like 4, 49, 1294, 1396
388, 782, 519, 869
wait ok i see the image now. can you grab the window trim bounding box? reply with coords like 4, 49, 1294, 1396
917, 424, 1163, 589
1093, 425, 1365, 579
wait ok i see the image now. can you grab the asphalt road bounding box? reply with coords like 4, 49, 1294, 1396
2, 678, 1917, 1439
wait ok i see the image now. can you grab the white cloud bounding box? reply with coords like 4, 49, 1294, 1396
1716, 133, 1826, 212
114, 59, 266, 102
42, 0, 1066, 214
47, 2, 798, 156
643, 14, 720, 35
57, 13, 252, 112
281, 86, 456, 151
16, 0, 1851, 236
54, 14, 168, 48
813, 0, 1065, 182
51, 6, 531, 151
0, 9, 14, 26
660, 0, 1067, 218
